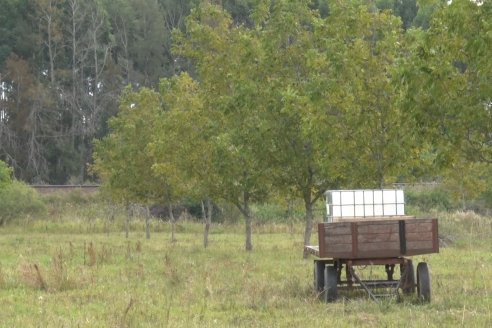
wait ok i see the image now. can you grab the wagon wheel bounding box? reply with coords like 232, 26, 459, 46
313, 260, 325, 293
417, 262, 431, 303
324, 265, 338, 302
401, 260, 415, 295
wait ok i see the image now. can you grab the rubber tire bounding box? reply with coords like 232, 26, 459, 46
324, 265, 338, 302
417, 262, 431, 303
401, 260, 416, 295
314, 260, 325, 293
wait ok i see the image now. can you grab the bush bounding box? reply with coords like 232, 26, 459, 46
0, 181, 46, 225
405, 188, 453, 213
0, 160, 12, 187
252, 203, 304, 224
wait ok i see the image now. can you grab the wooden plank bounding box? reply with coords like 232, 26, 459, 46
304, 245, 320, 257
357, 249, 402, 258
324, 234, 353, 245
406, 232, 433, 242
325, 243, 353, 254
405, 221, 433, 233
357, 232, 399, 243
318, 223, 326, 258
322, 251, 354, 259
357, 222, 399, 234
432, 219, 439, 253
407, 240, 434, 250
357, 241, 400, 251
351, 222, 358, 258
324, 224, 351, 236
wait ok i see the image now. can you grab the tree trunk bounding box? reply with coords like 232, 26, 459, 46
302, 193, 314, 259
169, 204, 176, 243
243, 192, 253, 252
145, 206, 151, 239
201, 199, 212, 248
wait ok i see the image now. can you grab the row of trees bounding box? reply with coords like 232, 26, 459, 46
0, 0, 196, 183
93, 0, 492, 254
0, 0, 445, 184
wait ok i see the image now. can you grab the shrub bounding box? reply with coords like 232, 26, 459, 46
0, 160, 12, 187
405, 188, 453, 213
0, 181, 46, 225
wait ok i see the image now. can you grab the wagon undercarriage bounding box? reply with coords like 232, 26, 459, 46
312, 256, 431, 303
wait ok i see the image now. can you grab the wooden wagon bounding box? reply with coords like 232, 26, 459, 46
305, 190, 439, 302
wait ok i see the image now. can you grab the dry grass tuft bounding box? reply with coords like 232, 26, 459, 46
98, 244, 112, 264
50, 249, 66, 290
0, 266, 5, 288
117, 297, 135, 328
49, 248, 79, 291
87, 242, 97, 266
126, 241, 132, 259
18, 262, 47, 290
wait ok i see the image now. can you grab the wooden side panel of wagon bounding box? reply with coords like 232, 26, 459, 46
317, 218, 438, 259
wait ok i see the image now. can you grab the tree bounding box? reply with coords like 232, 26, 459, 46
173, 3, 275, 251
92, 86, 169, 239
250, 0, 344, 256
406, 0, 492, 166
150, 73, 217, 246
258, 0, 417, 255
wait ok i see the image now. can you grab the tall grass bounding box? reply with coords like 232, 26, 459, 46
0, 202, 491, 326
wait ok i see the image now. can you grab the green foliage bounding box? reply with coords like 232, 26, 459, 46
0, 161, 45, 225
252, 203, 304, 224
92, 86, 167, 204
406, 0, 492, 166
0, 181, 46, 225
0, 160, 13, 188
405, 187, 453, 213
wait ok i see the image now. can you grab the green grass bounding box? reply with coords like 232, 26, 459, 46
0, 211, 492, 327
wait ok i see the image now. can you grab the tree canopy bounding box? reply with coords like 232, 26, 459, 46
3, 0, 492, 249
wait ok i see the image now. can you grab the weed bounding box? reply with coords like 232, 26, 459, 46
98, 244, 112, 264
87, 242, 97, 266
118, 297, 135, 328
19, 262, 47, 290
0, 266, 5, 288
50, 249, 66, 291
126, 241, 132, 260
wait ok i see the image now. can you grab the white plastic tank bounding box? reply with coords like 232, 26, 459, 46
325, 189, 405, 222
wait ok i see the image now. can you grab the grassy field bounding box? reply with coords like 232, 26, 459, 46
1, 210, 492, 327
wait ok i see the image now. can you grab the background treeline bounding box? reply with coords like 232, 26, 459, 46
0, 0, 198, 183
1, 0, 435, 184
1, 0, 492, 246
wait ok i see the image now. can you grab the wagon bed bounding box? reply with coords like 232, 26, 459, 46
311, 217, 439, 259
